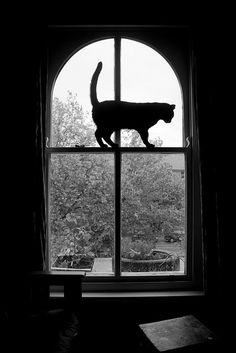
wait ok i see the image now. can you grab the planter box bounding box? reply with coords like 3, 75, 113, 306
53, 255, 94, 271
121, 251, 180, 272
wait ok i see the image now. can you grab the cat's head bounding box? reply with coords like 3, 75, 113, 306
163, 104, 175, 123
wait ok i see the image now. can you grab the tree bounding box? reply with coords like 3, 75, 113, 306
50, 153, 114, 265
121, 153, 184, 243
51, 92, 97, 147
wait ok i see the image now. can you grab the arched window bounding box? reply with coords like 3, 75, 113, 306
46, 27, 202, 291
51, 38, 183, 147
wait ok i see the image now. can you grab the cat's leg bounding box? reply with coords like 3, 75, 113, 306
138, 129, 155, 148
103, 131, 118, 148
95, 128, 108, 147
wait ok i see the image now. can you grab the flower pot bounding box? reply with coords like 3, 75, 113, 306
121, 251, 180, 272
53, 255, 94, 271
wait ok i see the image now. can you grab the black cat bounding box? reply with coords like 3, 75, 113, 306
90, 62, 175, 148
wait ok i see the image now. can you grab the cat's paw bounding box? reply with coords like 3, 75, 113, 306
146, 144, 155, 149
75, 144, 85, 148
111, 143, 119, 149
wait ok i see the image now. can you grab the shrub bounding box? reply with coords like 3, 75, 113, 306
121, 238, 156, 260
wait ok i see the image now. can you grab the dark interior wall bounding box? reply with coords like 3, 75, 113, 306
3, 10, 230, 348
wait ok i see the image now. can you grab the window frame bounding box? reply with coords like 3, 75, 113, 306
46, 25, 203, 292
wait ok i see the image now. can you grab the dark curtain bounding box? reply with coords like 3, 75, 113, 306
192, 25, 222, 296
191, 24, 229, 339
2, 23, 48, 350
31, 26, 47, 271
31, 57, 47, 272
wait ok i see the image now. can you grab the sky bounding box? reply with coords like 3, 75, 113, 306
53, 39, 183, 147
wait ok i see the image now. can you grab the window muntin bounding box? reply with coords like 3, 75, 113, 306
46, 31, 201, 289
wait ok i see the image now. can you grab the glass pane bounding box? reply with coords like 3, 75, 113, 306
121, 39, 183, 147
51, 39, 114, 147
49, 153, 115, 275
121, 153, 186, 275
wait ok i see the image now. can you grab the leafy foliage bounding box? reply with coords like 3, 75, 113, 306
51, 92, 97, 147
49, 153, 114, 266
121, 238, 156, 260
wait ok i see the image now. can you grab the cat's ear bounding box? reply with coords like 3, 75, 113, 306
171, 104, 176, 109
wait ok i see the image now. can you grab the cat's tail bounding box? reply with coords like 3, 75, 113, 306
90, 61, 102, 107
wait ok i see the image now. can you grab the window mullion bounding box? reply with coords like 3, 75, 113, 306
114, 35, 121, 277
114, 35, 121, 146
114, 150, 121, 277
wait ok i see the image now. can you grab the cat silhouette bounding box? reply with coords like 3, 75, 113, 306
90, 62, 175, 148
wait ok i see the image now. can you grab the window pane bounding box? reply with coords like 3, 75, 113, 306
49, 153, 115, 275
121, 153, 186, 275
51, 39, 114, 147
121, 39, 183, 147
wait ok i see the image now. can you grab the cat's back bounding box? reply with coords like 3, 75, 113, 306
93, 100, 162, 113
92, 100, 165, 129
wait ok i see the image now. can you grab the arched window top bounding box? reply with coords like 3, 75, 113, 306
51, 38, 183, 147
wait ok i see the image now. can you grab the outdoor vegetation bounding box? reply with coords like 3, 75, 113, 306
49, 92, 185, 272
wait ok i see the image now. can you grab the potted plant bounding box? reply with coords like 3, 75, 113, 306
121, 238, 180, 272
53, 227, 95, 271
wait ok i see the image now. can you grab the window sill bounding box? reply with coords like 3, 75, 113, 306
83, 290, 205, 298
50, 290, 204, 299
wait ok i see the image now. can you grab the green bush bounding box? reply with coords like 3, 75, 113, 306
121, 238, 156, 260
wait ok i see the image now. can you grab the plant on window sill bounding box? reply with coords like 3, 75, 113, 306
121, 238, 180, 272
53, 227, 95, 270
